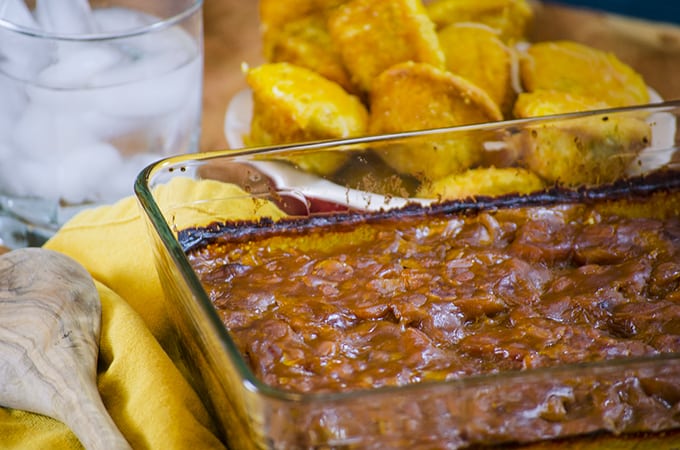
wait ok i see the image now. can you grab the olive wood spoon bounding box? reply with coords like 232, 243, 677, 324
0, 248, 131, 450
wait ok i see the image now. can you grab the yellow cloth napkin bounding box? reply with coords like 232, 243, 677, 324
0, 177, 284, 449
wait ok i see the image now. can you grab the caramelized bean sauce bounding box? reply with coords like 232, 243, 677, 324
187, 203, 680, 394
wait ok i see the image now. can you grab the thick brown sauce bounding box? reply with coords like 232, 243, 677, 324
188, 203, 680, 394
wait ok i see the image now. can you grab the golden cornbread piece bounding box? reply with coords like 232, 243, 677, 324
369, 62, 502, 134
520, 41, 650, 108
259, 0, 317, 60
513, 89, 611, 118
438, 22, 515, 116
266, 14, 355, 94
327, 0, 445, 94
512, 90, 651, 186
369, 61, 503, 181
417, 166, 545, 200
313, 0, 350, 12
426, 0, 533, 42
245, 62, 368, 176
259, 0, 349, 60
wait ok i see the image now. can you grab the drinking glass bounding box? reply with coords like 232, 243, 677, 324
0, 0, 204, 247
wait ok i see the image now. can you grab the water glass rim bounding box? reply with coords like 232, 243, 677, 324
0, 0, 203, 41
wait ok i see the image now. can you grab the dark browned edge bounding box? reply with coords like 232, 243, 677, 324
179, 170, 680, 253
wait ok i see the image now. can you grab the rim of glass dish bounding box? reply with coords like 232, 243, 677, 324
136, 100, 680, 403
0, 0, 203, 41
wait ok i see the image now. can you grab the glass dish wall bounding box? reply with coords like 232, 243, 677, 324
136, 102, 680, 449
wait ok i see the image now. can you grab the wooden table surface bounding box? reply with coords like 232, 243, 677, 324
201, 0, 261, 152
199, 0, 680, 153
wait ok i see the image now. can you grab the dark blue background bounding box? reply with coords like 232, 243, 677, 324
554, 0, 680, 24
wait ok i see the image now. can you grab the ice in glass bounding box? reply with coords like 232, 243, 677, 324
0, 0, 203, 245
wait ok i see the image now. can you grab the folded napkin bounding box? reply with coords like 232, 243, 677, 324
0, 178, 285, 449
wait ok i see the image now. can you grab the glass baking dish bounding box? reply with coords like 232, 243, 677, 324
136, 101, 680, 449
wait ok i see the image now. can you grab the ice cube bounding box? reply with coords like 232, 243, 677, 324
92, 45, 188, 86
81, 111, 139, 142
91, 8, 198, 74
0, 0, 38, 28
56, 141, 123, 204
35, 0, 97, 34
91, 52, 201, 117
25, 80, 93, 112
0, 154, 59, 200
21, 81, 136, 149
12, 106, 98, 161
0, 142, 11, 160
0, 75, 26, 141
0, 0, 54, 80
36, 44, 123, 88
1, 133, 129, 204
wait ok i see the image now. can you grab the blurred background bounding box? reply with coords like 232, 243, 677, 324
554, 0, 680, 24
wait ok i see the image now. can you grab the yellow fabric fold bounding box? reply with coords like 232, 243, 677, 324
0, 177, 284, 449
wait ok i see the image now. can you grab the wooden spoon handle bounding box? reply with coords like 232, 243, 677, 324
58, 381, 131, 450
0, 248, 131, 450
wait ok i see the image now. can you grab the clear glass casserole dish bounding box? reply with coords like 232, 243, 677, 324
136, 101, 680, 449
